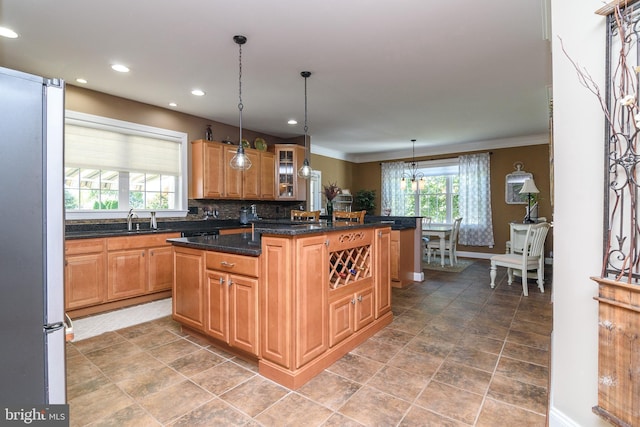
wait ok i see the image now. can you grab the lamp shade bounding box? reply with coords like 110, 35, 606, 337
519, 178, 540, 194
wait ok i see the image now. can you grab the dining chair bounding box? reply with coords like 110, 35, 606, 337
421, 217, 433, 257
489, 222, 550, 296
290, 210, 320, 221
333, 210, 366, 223
426, 217, 463, 266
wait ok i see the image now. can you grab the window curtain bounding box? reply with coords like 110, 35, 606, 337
458, 153, 495, 246
381, 161, 406, 216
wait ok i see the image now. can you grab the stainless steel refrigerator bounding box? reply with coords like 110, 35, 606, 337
0, 66, 66, 404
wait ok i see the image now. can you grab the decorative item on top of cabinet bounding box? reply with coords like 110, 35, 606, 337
274, 144, 307, 201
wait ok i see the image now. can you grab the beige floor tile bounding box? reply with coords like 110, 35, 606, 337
501, 341, 550, 367
138, 380, 212, 423
415, 381, 483, 425
326, 353, 384, 384
387, 348, 444, 377
399, 405, 470, 426
495, 357, 550, 388
487, 374, 548, 415
116, 365, 185, 399
219, 376, 289, 417
169, 397, 252, 426
255, 392, 334, 426
297, 371, 361, 410
91, 403, 161, 427
168, 348, 226, 377
476, 397, 546, 427
433, 361, 493, 395
367, 365, 430, 402
447, 346, 500, 373
337, 385, 410, 427
321, 412, 365, 426
190, 360, 256, 395
146, 338, 201, 363
69, 383, 134, 426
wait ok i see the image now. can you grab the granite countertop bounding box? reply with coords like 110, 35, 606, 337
65, 219, 251, 239
168, 220, 395, 256
168, 232, 262, 256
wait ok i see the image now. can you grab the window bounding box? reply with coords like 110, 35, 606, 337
64, 111, 187, 220
403, 160, 459, 224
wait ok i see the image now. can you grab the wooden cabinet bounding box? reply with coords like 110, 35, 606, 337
191, 139, 275, 200
390, 230, 400, 283
65, 232, 178, 317
65, 238, 106, 310
374, 227, 392, 318
259, 151, 275, 199
329, 283, 374, 347
205, 251, 260, 355
107, 233, 180, 301
191, 140, 225, 199
173, 246, 205, 331
274, 144, 307, 201
259, 226, 392, 389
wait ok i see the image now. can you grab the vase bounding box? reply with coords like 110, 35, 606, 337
326, 201, 333, 219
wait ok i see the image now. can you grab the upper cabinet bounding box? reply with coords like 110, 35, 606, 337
274, 144, 307, 201
191, 139, 276, 200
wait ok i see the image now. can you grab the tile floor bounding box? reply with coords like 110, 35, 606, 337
66, 259, 552, 426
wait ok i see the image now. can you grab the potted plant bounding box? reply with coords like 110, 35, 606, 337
354, 189, 376, 215
323, 182, 340, 217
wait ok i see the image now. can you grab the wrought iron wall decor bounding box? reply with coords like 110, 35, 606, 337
602, 1, 640, 283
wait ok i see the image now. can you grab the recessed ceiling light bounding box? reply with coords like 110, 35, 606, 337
111, 64, 130, 73
169, 102, 177, 107
288, 119, 298, 125
76, 78, 88, 84
0, 27, 18, 38
191, 89, 205, 96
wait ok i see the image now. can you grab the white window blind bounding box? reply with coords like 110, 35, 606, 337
65, 124, 180, 175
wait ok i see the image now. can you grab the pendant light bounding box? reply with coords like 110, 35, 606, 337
229, 35, 252, 171
297, 71, 312, 179
400, 139, 426, 191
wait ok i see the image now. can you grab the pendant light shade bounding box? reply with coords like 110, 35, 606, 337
297, 71, 312, 179
230, 35, 252, 171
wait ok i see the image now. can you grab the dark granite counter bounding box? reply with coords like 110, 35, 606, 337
168, 232, 261, 256
167, 220, 393, 256
65, 219, 251, 239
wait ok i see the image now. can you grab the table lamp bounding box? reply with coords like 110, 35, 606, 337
520, 178, 540, 223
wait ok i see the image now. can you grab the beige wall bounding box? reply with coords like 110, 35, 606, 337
345, 144, 552, 256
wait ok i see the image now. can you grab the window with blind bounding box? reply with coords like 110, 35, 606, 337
64, 111, 188, 219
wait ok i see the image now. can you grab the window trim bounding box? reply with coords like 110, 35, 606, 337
64, 111, 188, 220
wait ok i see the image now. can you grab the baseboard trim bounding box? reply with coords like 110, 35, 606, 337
548, 406, 583, 427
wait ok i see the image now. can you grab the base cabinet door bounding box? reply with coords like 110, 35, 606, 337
329, 294, 355, 347
375, 228, 392, 318
229, 274, 259, 355
390, 230, 400, 282
148, 246, 174, 292
329, 285, 374, 347
65, 253, 105, 309
173, 247, 205, 331
205, 271, 229, 343
107, 249, 146, 300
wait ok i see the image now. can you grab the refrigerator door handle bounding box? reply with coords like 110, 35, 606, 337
44, 322, 64, 333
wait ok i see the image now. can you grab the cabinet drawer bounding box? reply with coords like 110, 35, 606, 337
206, 252, 259, 277
65, 238, 106, 255
107, 232, 180, 251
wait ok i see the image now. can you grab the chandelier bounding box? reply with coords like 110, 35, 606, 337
229, 35, 252, 171
400, 139, 425, 191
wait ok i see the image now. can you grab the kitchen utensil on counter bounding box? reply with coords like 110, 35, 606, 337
239, 207, 249, 224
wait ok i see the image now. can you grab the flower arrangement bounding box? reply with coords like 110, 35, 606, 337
562, 2, 640, 282
323, 182, 341, 201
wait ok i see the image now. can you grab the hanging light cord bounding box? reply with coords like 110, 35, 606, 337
238, 40, 243, 143
303, 73, 309, 158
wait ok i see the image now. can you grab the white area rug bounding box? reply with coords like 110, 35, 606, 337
70, 298, 172, 341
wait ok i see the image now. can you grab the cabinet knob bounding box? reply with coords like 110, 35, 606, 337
219, 277, 225, 285
358, 295, 363, 302
351, 298, 356, 305
228, 279, 233, 287
378, 231, 382, 237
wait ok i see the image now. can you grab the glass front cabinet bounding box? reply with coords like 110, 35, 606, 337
274, 144, 307, 201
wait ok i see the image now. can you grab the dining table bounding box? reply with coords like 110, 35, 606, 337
422, 224, 454, 267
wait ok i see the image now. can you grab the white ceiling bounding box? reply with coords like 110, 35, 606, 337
0, 0, 552, 163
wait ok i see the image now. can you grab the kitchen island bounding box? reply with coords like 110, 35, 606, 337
168, 220, 392, 389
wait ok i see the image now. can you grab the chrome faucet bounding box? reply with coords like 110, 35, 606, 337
127, 209, 138, 231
